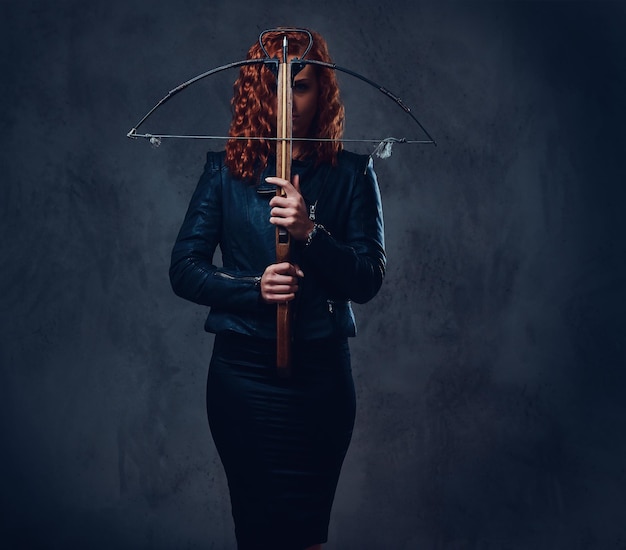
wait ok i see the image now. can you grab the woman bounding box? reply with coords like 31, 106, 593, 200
170, 28, 385, 550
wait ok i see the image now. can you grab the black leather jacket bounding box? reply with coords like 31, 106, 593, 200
169, 150, 385, 341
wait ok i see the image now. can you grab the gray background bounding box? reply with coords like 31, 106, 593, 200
2, 1, 625, 548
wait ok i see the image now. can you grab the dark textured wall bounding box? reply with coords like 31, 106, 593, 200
2, 1, 625, 548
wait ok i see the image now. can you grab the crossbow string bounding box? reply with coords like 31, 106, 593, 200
126, 28, 437, 156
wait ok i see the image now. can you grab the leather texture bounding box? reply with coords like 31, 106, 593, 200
170, 150, 386, 340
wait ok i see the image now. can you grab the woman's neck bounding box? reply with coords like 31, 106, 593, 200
292, 142, 313, 161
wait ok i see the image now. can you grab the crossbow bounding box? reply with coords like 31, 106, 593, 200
127, 28, 436, 375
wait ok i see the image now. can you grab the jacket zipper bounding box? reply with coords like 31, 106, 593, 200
214, 271, 261, 286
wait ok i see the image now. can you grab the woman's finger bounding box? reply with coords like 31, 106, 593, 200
265, 176, 295, 195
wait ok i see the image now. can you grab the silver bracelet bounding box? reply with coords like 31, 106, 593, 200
305, 223, 327, 247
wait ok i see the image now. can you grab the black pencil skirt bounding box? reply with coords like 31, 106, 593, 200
207, 331, 356, 550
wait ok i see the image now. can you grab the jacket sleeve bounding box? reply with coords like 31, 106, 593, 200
300, 156, 386, 304
169, 154, 263, 311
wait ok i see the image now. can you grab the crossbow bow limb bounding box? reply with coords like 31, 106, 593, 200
126, 28, 436, 155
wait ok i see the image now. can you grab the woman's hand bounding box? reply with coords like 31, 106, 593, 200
266, 174, 315, 241
260, 262, 305, 303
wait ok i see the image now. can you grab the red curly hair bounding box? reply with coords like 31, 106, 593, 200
225, 28, 344, 182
